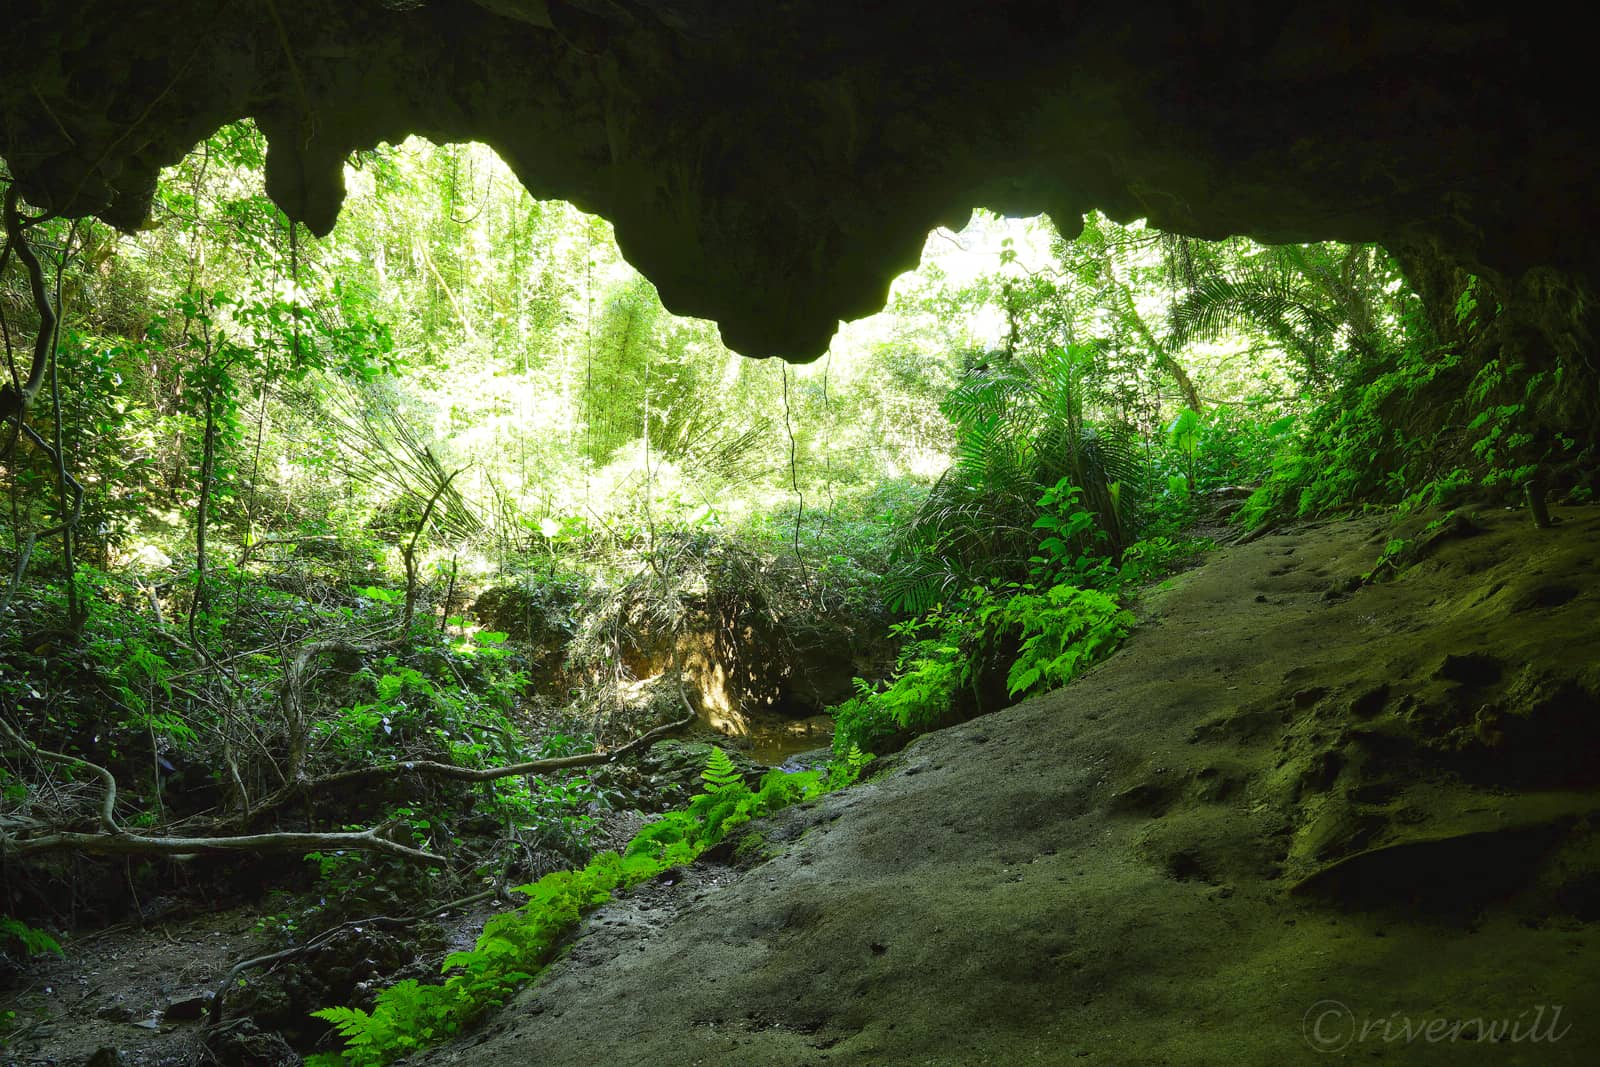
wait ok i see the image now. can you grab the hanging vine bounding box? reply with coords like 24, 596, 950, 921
780, 362, 809, 591
0, 187, 85, 629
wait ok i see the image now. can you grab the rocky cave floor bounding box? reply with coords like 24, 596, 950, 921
5, 503, 1599, 1065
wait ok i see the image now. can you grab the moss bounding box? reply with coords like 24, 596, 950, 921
730, 829, 780, 868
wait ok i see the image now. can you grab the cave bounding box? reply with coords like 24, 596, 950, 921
3, 4, 1598, 1064
3, 2, 1596, 389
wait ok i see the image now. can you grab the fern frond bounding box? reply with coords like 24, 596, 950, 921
882, 555, 963, 615
313, 1004, 377, 1042
701, 747, 742, 790
941, 368, 1037, 426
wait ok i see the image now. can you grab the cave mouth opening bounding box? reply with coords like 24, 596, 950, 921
3, 10, 1600, 1064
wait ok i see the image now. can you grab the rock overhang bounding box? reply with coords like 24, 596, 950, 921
1, 1, 1594, 360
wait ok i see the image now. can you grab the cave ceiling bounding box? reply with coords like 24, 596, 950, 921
1, 1, 1593, 359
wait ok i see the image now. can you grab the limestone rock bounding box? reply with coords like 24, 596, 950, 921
1, 3, 1595, 364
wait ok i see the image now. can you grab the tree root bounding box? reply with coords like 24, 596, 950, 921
0, 716, 118, 833
0, 717, 442, 865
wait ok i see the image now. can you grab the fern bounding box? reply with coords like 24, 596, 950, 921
830, 686, 903, 756
1166, 246, 1366, 388
312, 748, 844, 1065
832, 577, 1136, 756
836, 469, 1164, 757
1231, 340, 1533, 528
826, 744, 875, 790
700, 746, 742, 791
885, 345, 1146, 613
1002, 584, 1134, 697
0, 916, 64, 958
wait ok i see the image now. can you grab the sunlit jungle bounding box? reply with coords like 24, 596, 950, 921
2, 4, 1599, 1066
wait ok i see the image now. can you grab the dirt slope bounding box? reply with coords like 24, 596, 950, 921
427, 507, 1600, 1066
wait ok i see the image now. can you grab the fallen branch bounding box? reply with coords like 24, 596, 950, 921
239, 623, 699, 827
2, 622, 700, 869
265, 707, 695, 805
281, 634, 405, 783
0, 717, 442, 867
2, 825, 445, 866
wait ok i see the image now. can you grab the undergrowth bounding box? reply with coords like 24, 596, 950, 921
306, 746, 872, 1066
1236, 332, 1579, 530
831, 528, 1190, 757
0, 916, 62, 960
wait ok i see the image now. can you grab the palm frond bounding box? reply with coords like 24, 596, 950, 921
1168, 261, 1341, 372
941, 367, 1038, 426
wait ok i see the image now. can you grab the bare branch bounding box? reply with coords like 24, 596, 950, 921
403, 462, 467, 629
280, 634, 405, 783
207, 887, 498, 1025
0, 716, 118, 833
276, 708, 695, 799
1, 825, 445, 866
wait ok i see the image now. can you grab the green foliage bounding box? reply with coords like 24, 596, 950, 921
1464, 359, 1549, 490
1114, 535, 1204, 588
309, 747, 843, 1066
0, 916, 63, 959
1236, 325, 1565, 528
83, 623, 193, 748
1166, 408, 1202, 457
825, 743, 876, 790
1028, 478, 1115, 588
699, 746, 743, 790
1236, 345, 1464, 527
1166, 242, 1403, 392
829, 678, 905, 758
831, 574, 1137, 757
834, 430, 1208, 757
1184, 406, 1299, 491
846, 599, 993, 747
886, 345, 1143, 614
1000, 585, 1134, 697
1453, 275, 1480, 326
1363, 537, 1411, 583
1165, 407, 1201, 498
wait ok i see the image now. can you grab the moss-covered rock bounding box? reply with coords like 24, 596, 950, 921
425, 506, 1600, 1065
